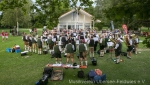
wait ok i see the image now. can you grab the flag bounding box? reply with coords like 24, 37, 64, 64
122, 24, 128, 34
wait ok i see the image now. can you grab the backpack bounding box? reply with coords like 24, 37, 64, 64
35, 75, 48, 85
91, 57, 97, 66
88, 70, 97, 80
77, 70, 85, 78
43, 67, 53, 78
121, 52, 127, 56
101, 74, 106, 82
93, 75, 101, 84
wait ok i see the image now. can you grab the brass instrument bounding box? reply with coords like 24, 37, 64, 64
131, 34, 135, 39
123, 35, 130, 46
109, 37, 116, 47
114, 33, 119, 39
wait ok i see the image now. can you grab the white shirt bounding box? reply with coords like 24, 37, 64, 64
129, 39, 133, 45
114, 43, 119, 49
135, 38, 139, 43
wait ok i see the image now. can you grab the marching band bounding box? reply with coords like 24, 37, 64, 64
22, 28, 139, 65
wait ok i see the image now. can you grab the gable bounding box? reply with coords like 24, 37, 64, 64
58, 9, 93, 19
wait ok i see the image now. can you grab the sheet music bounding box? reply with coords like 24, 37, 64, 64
107, 42, 114, 47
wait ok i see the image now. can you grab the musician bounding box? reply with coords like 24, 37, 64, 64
79, 40, 88, 66
99, 35, 105, 57
65, 40, 75, 64
28, 35, 32, 52
37, 36, 43, 54
53, 41, 62, 64
47, 35, 54, 53
134, 35, 139, 54
42, 32, 48, 47
61, 34, 68, 53
93, 34, 98, 52
127, 36, 133, 59
32, 35, 37, 53
114, 39, 122, 64
22, 33, 28, 51
68, 35, 76, 52
87, 35, 95, 57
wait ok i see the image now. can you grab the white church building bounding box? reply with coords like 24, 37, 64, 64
57, 9, 93, 30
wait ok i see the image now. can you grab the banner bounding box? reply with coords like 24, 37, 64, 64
122, 24, 128, 34
110, 21, 114, 30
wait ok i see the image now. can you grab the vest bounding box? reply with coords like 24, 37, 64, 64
89, 39, 94, 47
102, 38, 105, 45
32, 37, 37, 43
23, 36, 27, 41
54, 45, 61, 54
37, 38, 42, 46
79, 43, 86, 52
28, 37, 32, 43
61, 36, 66, 42
47, 38, 54, 45
116, 42, 122, 52
66, 44, 74, 53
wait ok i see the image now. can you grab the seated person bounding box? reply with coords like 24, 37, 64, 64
11, 44, 16, 53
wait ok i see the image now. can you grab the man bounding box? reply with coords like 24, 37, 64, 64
32, 35, 37, 53
93, 34, 98, 52
47, 35, 54, 53
79, 40, 88, 66
28, 35, 33, 52
61, 34, 68, 53
37, 36, 43, 54
134, 35, 139, 54
114, 39, 122, 64
65, 40, 75, 64
22, 33, 28, 51
53, 41, 62, 64
127, 36, 133, 59
99, 35, 105, 57
87, 35, 95, 58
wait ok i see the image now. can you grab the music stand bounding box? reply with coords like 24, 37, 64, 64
106, 42, 114, 61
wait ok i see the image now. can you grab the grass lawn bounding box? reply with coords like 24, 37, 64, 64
0, 28, 150, 85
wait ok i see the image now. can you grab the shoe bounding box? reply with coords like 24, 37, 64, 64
116, 62, 120, 64
127, 56, 131, 59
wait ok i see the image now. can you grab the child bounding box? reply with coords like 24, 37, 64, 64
5, 31, 9, 40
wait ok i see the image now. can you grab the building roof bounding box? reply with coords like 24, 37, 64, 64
58, 9, 93, 19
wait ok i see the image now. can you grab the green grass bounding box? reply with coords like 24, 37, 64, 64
141, 27, 150, 32
0, 28, 150, 85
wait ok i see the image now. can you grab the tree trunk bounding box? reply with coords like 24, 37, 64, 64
17, 21, 19, 35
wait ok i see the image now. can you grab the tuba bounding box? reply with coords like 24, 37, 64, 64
109, 37, 116, 47
123, 35, 130, 46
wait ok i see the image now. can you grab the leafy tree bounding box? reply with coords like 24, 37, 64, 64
94, 0, 115, 30
0, 0, 32, 28
32, 0, 93, 29
0, 0, 30, 35
103, 0, 150, 30
143, 36, 150, 48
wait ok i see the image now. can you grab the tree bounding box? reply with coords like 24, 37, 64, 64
0, 0, 28, 35
1, 0, 32, 28
32, 0, 93, 29
94, 0, 114, 30
103, 0, 150, 29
